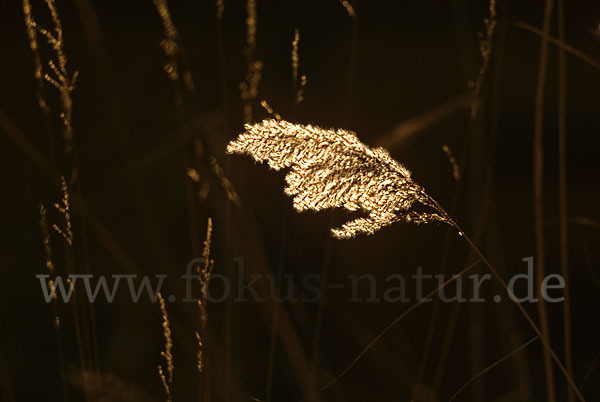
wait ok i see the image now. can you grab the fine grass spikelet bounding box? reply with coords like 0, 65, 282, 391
53, 176, 73, 245
157, 292, 173, 402
227, 119, 453, 238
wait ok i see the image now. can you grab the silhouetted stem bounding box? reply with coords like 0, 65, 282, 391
448, 335, 540, 402
557, 0, 574, 401
533, 1, 555, 399
300, 259, 482, 402
422, 192, 586, 401
454, 224, 585, 402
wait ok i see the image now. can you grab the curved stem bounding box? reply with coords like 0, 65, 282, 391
533, 1, 556, 399
557, 1, 574, 401
456, 225, 585, 402
448, 335, 540, 402
299, 259, 481, 402
423, 193, 586, 401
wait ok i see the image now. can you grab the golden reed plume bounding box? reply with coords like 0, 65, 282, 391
227, 119, 453, 238
469, 0, 497, 117
195, 218, 213, 373
24, 0, 78, 154
157, 292, 173, 402
240, 0, 262, 123
291, 28, 306, 105
52, 175, 73, 245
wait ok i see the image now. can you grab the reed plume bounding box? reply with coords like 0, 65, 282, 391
260, 100, 282, 120
237, 121, 587, 402
39, 204, 55, 274
52, 175, 73, 246
153, 0, 181, 85
157, 292, 174, 402
25, 0, 78, 155
195, 218, 213, 373
240, 0, 262, 123
338, 0, 355, 18
291, 29, 306, 105
469, 0, 497, 117
227, 119, 453, 238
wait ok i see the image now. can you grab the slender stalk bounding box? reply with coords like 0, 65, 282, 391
265, 304, 279, 402
431, 300, 461, 400
215, 2, 231, 402
514, 22, 600, 70
343, 1, 358, 126
265, 210, 287, 402
300, 259, 482, 402
456, 229, 585, 402
422, 193, 585, 401
533, 1, 556, 400
308, 236, 332, 401
579, 351, 600, 390
411, 186, 459, 402
266, 26, 305, 402
449, 336, 540, 402
557, 1, 574, 401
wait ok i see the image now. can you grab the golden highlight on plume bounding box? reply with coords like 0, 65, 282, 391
260, 100, 281, 120
24, 0, 78, 154
292, 29, 299, 88
23, 0, 48, 112
216, 0, 224, 20
339, 0, 356, 18
442, 144, 461, 182
154, 0, 198, 97
195, 332, 204, 373
196, 218, 213, 372
291, 29, 306, 104
240, 0, 263, 122
153, 0, 179, 82
469, 0, 497, 117
39, 204, 55, 273
209, 156, 241, 206
53, 176, 73, 246
197, 217, 213, 326
157, 292, 173, 402
227, 119, 452, 238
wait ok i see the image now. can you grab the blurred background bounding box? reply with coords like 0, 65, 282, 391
1, 0, 599, 401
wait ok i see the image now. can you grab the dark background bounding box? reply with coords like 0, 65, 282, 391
1, 0, 599, 401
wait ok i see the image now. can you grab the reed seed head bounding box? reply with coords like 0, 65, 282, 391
227, 119, 452, 238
